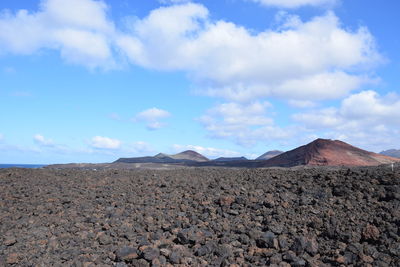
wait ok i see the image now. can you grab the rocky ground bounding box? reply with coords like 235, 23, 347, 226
0, 166, 399, 266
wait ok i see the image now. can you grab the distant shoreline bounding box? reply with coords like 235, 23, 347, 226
0, 164, 47, 169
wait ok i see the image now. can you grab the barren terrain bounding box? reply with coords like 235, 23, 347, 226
1, 165, 399, 266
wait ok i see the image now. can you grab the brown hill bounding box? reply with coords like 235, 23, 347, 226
256, 150, 284, 160
263, 138, 400, 167
114, 150, 209, 164
170, 150, 209, 162
380, 149, 400, 158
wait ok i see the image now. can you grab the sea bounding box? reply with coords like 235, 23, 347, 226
0, 164, 47, 169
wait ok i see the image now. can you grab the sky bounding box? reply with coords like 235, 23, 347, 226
0, 0, 399, 164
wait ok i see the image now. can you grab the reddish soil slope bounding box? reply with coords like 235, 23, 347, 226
263, 138, 400, 167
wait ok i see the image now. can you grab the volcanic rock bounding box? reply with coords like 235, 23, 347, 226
115, 247, 140, 261
1, 166, 399, 266
362, 223, 380, 241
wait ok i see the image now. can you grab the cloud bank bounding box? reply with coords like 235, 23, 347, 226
119, 5, 380, 103
293, 90, 400, 150
0, 1, 380, 102
199, 101, 293, 146
0, 1, 393, 151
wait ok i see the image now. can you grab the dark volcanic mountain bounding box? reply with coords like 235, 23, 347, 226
380, 149, 400, 158
212, 157, 248, 162
262, 138, 400, 167
256, 150, 284, 160
114, 150, 209, 164
170, 150, 209, 162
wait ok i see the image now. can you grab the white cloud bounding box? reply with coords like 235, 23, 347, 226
200, 101, 293, 146
293, 107, 341, 128
172, 144, 241, 158
0, 0, 115, 69
0, 2, 389, 149
32, 134, 75, 153
135, 107, 171, 130
293, 90, 400, 151
294, 90, 400, 128
0, 3, 381, 101
249, 0, 337, 9
91, 136, 121, 149
201, 101, 273, 127
115, 3, 381, 146
136, 108, 170, 121
340, 90, 400, 121
34, 134, 54, 146
118, 5, 381, 102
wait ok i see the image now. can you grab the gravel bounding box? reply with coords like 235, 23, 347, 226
0, 166, 399, 266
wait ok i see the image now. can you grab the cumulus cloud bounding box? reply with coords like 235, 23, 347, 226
0, 2, 387, 148
293, 90, 400, 150
249, 0, 337, 9
172, 144, 241, 158
200, 101, 293, 146
34, 134, 54, 146
294, 90, 400, 128
136, 108, 170, 121
0, 2, 381, 102
340, 91, 400, 121
91, 136, 121, 149
118, 5, 380, 103
115, 3, 381, 146
135, 108, 171, 130
0, 0, 115, 69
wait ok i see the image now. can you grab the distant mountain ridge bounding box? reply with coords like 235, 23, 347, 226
262, 139, 400, 167
115, 150, 209, 164
170, 150, 209, 162
107, 139, 400, 168
256, 150, 283, 160
212, 157, 248, 162
380, 149, 400, 158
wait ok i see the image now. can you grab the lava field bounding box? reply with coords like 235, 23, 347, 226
0, 166, 399, 266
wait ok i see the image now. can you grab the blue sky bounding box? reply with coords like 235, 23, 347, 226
0, 0, 399, 164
